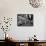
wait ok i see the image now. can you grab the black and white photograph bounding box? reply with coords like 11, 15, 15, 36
17, 14, 33, 26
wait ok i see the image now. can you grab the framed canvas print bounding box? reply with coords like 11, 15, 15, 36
17, 14, 33, 26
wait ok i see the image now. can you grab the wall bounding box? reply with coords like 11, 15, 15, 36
0, 0, 46, 40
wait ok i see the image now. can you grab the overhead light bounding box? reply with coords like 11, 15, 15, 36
29, 0, 44, 8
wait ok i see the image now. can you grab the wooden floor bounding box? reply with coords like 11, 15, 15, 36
0, 42, 16, 46
0, 40, 46, 46
0, 40, 16, 46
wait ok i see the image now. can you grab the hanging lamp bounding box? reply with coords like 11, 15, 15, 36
29, 0, 44, 8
